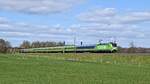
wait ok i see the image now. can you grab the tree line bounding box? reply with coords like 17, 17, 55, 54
20, 41, 65, 49
0, 39, 65, 53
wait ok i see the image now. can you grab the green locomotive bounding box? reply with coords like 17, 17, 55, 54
21, 42, 118, 53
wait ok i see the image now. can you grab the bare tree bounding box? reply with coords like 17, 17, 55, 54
128, 42, 136, 53
31, 41, 40, 48
20, 41, 31, 49
0, 39, 11, 53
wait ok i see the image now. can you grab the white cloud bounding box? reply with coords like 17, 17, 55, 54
0, 17, 75, 41
77, 8, 150, 36
78, 8, 116, 24
76, 8, 150, 47
0, 16, 147, 47
0, 6, 150, 47
0, 0, 85, 14
118, 12, 150, 24
0, 17, 9, 24
78, 8, 150, 24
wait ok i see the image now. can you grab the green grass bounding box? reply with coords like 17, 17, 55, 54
0, 53, 150, 84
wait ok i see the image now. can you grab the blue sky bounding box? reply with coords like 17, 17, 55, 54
0, 0, 150, 47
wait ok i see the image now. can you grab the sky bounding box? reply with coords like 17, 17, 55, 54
0, 0, 150, 47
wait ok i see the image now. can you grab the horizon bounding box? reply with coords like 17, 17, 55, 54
0, 0, 150, 48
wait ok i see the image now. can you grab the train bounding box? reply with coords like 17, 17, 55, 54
20, 42, 118, 53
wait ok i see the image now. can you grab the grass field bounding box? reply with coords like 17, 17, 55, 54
0, 53, 150, 84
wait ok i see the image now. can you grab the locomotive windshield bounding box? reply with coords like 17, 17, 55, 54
111, 43, 117, 47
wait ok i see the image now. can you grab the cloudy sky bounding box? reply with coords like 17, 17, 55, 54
0, 0, 150, 47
